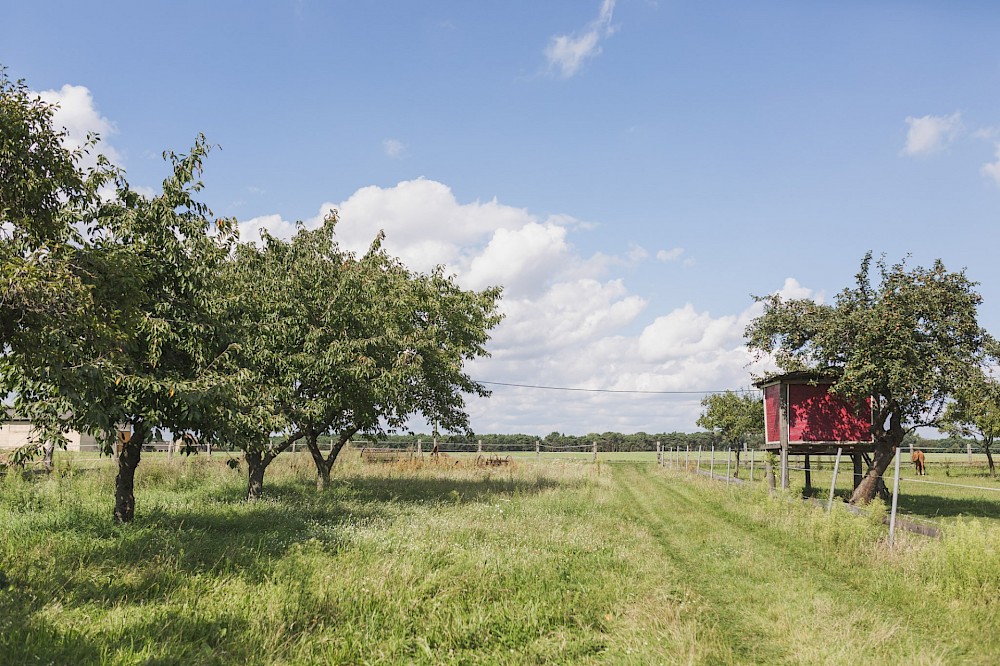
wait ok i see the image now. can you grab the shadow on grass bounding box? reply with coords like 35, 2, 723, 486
5, 464, 575, 613
795, 484, 1000, 522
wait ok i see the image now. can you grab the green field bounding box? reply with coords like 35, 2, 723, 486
2, 454, 999, 664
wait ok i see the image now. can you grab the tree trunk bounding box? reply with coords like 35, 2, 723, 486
42, 441, 54, 473
306, 434, 331, 490
985, 444, 995, 478
243, 432, 303, 500
245, 451, 267, 501
307, 429, 355, 491
114, 422, 144, 523
850, 442, 896, 505
734, 449, 741, 478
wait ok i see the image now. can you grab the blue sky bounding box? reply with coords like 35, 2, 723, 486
4, 1, 1000, 435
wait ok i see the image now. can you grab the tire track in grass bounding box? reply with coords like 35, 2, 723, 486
611, 464, 933, 665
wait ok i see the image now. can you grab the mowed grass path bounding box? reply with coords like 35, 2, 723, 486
1, 456, 998, 664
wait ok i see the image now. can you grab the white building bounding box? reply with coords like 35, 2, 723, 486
0, 412, 99, 452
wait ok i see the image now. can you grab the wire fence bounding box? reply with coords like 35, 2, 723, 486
656, 444, 1000, 541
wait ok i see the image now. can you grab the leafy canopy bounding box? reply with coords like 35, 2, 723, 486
746, 253, 997, 441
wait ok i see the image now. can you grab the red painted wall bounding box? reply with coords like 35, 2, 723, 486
764, 385, 781, 444
787, 384, 871, 442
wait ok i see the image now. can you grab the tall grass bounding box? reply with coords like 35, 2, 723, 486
1, 455, 998, 664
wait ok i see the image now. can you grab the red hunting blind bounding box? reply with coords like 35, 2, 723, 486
754, 372, 874, 490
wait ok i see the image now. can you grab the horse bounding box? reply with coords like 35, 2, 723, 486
911, 449, 926, 476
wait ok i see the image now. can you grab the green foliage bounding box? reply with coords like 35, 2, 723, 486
747, 253, 997, 439
696, 390, 764, 448
747, 253, 998, 502
221, 215, 502, 469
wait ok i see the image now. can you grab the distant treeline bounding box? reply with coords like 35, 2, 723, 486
362, 430, 983, 454
275, 430, 984, 454
377, 431, 730, 452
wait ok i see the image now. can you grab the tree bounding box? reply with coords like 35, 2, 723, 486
940, 370, 1000, 477
1, 69, 111, 451
696, 392, 763, 450
697, 391, 764, 477
224, 216, 502, 496
697, 391, 764, 449
746, 253, 998, 504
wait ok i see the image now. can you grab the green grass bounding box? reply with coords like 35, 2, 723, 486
1, 454, 998, 664
676, 450, 1000, 527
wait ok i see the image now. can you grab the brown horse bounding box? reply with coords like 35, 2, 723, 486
911, 450, 926, 476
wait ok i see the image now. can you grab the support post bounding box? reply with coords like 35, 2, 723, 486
968, 441, 974, 464
168, 438, 174, 462
888, 447, 903, 547
726, 448, 732, 484
804, 454, 811, 492
593, 440, 598, 463
207, 440, 212, 459
827, 447, 843, 512
781, 447, 789, 489
417, 439, 423, 457
853, 454, 863, 489
750, 449, 755, 482
698, 446, 702, 475
535, 439, 540, 456
710, 446, 715, 480
657, 441, 662, 466
477, 439, 482, 454
686, 445, 690, 470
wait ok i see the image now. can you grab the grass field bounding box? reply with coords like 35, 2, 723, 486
2, 452, 999, 664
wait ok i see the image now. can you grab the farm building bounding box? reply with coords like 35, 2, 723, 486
0, 410, 99, 452
754, 372, 875, 489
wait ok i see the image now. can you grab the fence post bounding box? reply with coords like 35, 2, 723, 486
417, 439, 423, 457
967, 441, 974, 464
827, 447, 843, 512
168, 438, 174, 462
593, 441, 598, 463
698, 446, 702, 476
750, 449, 755, 482
535, 439, 540, 457
686, 445, 690, 471
207, 440, 212, 458
657, 441, 662, 466
726, 448, 732, 484
888, 447, 903, 547
710, 446, 715, 480
781, 447, 789, 490
478, 439, 482, 454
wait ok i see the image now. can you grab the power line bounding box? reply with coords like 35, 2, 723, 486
475, 380, 761, 395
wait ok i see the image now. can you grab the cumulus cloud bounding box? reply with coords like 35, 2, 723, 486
544, 0, 618, 78
902, 112, 961, 156
982, 144, 1000, 187
37, 84, 120, 167
239, 178, 808, 435
382, 138, 406, 158
656, 247, 684, 262
237, 214, 303, 245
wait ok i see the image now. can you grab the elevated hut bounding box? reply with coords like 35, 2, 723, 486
754, 372, 874, 489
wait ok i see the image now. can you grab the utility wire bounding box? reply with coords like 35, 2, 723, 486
476, 380, 760, 395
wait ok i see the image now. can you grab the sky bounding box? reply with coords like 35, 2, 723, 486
3, 1, 1000, 436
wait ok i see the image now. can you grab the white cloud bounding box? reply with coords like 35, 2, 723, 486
382, 138, 406, 158
36, 84, 120, 167
237, 214, 302, 245
982, 144, 1000, 187
239, 178, 808, 435
656, 247, 684, 262
902, 112, 961, 156
545, 0, 618, 78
